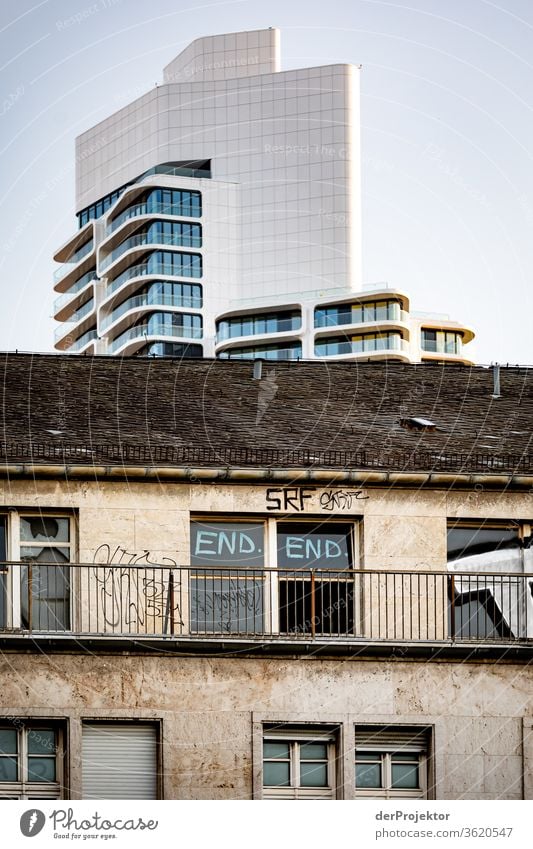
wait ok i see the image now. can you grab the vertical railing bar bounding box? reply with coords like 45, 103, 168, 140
27, 563, 32, 633
169, 570, 175, 636
310, 570, 316, 639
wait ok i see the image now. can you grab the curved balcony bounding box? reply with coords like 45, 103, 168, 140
54, 238, 94, 283
99, 228, 202, 277
108, 320, 203, 356
105, 256, 202, 298
216, 312, 301, 344
53, 270, 97, 321
60, 327, 98, 354
313, 333, 410, 362
100, 292, 202, 336
55, 299, 96, 350
53, 220, 93, 263
107, 199, 202, 235
218, 341, 303, 361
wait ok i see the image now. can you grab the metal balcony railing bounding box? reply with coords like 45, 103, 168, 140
100, 231, 202, 272
53, 240, 94, 282
100, 293, 203, 332
1, 563, 531, 644
107, 201, 202, 234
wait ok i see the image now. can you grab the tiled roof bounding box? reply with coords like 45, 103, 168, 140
0, 353, 532, 474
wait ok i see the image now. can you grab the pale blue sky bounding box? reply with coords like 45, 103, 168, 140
1, 0, 532, 363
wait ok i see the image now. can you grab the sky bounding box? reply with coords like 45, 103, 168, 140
0, 0, 532, 365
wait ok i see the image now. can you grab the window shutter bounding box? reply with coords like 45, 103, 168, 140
354, 728, 428, 750
82, 723, 157, 799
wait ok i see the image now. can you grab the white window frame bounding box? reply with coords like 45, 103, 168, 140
354, 729, 429, 799
1, 511, 75, 630
188, 516, 361, 637
262, 729, 337, 800
0, 721, 64, 799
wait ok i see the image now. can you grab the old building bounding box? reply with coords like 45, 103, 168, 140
0, 353, 531, 799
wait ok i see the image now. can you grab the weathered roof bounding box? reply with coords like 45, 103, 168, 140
1, 353, 532, 474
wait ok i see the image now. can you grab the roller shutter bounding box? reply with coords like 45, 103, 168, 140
82, 723, 157, 799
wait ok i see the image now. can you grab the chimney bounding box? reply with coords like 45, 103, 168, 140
491, 363, 501, 398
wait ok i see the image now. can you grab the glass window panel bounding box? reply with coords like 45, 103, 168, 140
0, 730, 17, 754
300, 742, 328, 760
0, 758, 17, 781
27, 757, 56, 782
391, 762, 419, 789
20, 547, 70, 563
356, 762, 382, 788
27, 729, 55, 755
356, 752, 380, 761
391, 752, 417, 762
191, 522, 264, 567
277, 523, 352, 570
263, 761, 290, 787
20, 518, 69, 543
263, 742, 290, 759
447, 526, 519, 561
300, 762, 328, 787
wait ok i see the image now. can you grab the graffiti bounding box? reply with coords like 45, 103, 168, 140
266, 487, 317, 511
319, 489, 369, 511
190, 578, 263, 633
266, 487, 369, 511
91, 545, 183, 629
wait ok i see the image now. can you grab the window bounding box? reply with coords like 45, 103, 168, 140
314, 300, 401, 328
314, 332, 403, 357
354, 727, 430, 799
218, 342, 302, 360
262, 728, 337, 799
277, 522, 355, 635
0, 722, 64, 799
447, 521, 530, 640
139, 342, 203, 358
20, 516, 73, 631
421, 329, 462, 355
190, 521, 265, 633
217, 311, 301, 341
82, 723, 158, 800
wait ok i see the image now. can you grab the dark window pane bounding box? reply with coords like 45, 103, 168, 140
0, 730, 17, 755
27, 757, 56, 782
356, 762, 382, 788
263, 761, 290, 787
0, 758, 17, 781
263, 742, 290, 759
300, 762, 328, 787
191, 522, 264, 567
391, 762, 419, 789
27, 729, 55, 755
300, 742, 328, 760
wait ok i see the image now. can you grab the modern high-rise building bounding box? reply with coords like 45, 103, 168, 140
53, 28, 474, 364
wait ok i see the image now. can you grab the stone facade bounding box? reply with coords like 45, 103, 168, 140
2, 475, 532, 800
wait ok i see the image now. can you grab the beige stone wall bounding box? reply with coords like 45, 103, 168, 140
2, 476, 532, 568
2, 477, 533, 798
0, 653, 530, 799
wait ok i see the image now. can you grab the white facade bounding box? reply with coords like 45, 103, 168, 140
53, 28, 473, 363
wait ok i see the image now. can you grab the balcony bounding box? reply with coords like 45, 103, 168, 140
107, 201, 202, 235
53, 239, 94, 283
108, 321, 202, 354
66, 328, 98, 353
107, 259, 202, 295
1, 563, 531, 656
100, 292, 202, 333
99, 229, 202, 273
54, 299, 95, 343
53, 271, 97, 319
